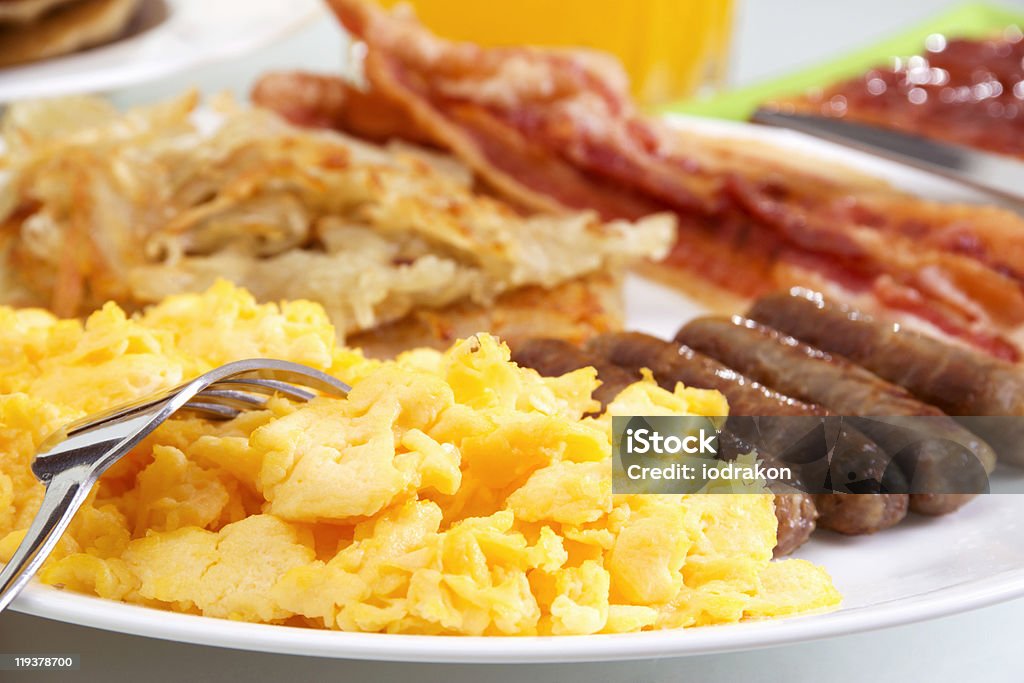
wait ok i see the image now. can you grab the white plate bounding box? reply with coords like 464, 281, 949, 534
8, 117, 1024, 662
0, 0, 323, 102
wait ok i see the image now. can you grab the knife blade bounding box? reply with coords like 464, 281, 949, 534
752, 109, 1024, 206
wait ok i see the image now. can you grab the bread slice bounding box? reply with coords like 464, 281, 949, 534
636, 260, 749, 317
349, 272, 624, 358
0, 0, 139, 68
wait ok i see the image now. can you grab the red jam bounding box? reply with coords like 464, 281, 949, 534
780, 28, 1024, 158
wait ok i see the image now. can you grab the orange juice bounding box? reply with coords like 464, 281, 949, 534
378, 0, 734, 105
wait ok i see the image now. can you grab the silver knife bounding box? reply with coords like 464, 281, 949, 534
752, 108, 1024, 206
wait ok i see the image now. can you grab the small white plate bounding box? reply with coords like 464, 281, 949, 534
7, 116, 1024, 662
0, 0, 323, 102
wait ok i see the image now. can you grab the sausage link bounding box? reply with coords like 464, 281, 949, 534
814, 493, 909, 536
586, 332, 827, 416
588, 331, 917, 538
675, 317, 983, 516
749, 289, 1024, 466
773, 494, 819, 556
676, 317, 946, 417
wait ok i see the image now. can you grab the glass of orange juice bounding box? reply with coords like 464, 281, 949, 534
377, 0, 734, 106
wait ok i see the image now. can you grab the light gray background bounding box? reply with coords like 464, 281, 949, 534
5, 1, 1024, 681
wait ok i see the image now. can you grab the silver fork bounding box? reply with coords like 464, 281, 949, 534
0, 358, 350, 613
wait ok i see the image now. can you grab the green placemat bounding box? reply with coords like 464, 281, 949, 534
663, 2, 1024, 120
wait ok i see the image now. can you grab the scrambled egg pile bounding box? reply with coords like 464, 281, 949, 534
0, 282, 839, 635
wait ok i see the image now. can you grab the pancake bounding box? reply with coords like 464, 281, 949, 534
0, 0, 77, 23
0, 0, 140, 68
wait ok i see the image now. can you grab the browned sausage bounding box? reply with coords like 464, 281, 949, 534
748, 288, 1024, 466
676, 316, 994, 515
585, 332, 903, 545
585, 332, 828, 416
676, 317, 947, 417
815, 493, 909, 536
812, 419, 911, 533
773, 494, 819, 556
511, 338, 635, 408
587, 331, 917, 539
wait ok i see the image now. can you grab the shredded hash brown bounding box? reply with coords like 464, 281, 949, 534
0, 93, 673, 343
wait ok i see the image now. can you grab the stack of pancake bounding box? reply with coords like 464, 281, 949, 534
0, 0, 140, 68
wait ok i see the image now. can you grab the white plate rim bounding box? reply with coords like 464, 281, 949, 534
0, 0, 325, 102
11, 568, 1024, 663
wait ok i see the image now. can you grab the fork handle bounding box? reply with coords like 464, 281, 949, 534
0, 467, 95, 612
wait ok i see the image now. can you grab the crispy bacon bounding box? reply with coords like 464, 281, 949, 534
252, 0, 1024, 360
250, 70, 435, 145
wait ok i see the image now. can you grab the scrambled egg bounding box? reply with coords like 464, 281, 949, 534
0, 282, 839, 634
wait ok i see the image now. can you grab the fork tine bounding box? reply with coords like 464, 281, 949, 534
181, 400, 242, 421
225, 365, 350, 397
53, 365, 345, 441
210, 378, 316, 402
182, 379, 325, 419
193, 388, 269, 411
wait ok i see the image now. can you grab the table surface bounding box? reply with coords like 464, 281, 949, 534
4, 0, 1024, 681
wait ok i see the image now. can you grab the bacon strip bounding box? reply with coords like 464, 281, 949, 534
251, 70, 434, 146
253, 0, 1024, 360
